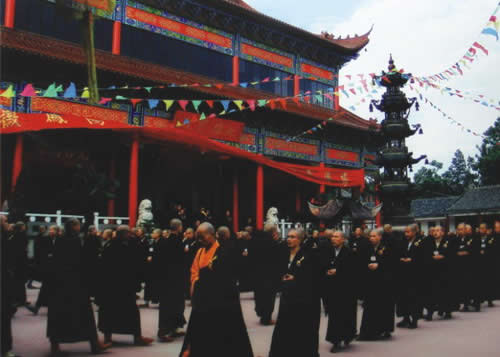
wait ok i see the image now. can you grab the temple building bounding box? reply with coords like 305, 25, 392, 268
1, 0, 380, 230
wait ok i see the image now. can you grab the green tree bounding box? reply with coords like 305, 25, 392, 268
413, 160, 451, 197
475, 118, 500, 186
442, 149, 478, 194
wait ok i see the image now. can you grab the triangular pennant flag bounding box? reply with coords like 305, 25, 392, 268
163, 100, 174, 111
203, 84, 212, 87
192, 100, 202, 112
473, 41, 489, 55
81, 87, 90, 99
20, 84, 36, 97
148, 99, 159, 109
43, 83, 59, 97
261, 77, 270, 83
144, 87, 152, 93
115, 95, 128, 100
328, 117, 334, 121
268, 100, 276, 110
233, 100, 244, 111
257, 99, 267, 107
240, 82, 248, 88
215, 84, 224, 90
272, 76, 281, 82
55, 85, 63, 93
284, 75, 293, 81
191, 83, 200, 87
130, 99, 142, 108
63, 82, 77, 98
199, 112, 206, 120
208, 113, 216, 119
221, 100, 230, 111
206, 100, 214, 109
176, 121, 182, 127
349, 88, 356, 95
0, 85, 15, 98
178, 100, 189, 111
278, 98, 287, 109
247, 100, 256, 111
292, 97, 301, 105
315, 94, 322, 102
99, 97, 112, 105
250, 81, 260, 86
183, 119, 190, 125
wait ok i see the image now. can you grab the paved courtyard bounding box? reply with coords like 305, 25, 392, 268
9, 288, 500, 357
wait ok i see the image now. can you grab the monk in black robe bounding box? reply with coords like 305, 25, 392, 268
27, 225, 58, 314
395, 224, 430, 329
454, 223, 480, 311
157, 219, 186, 341
359, 229, 396, 341
236, 231, 254, 292
253, 224, 282, 325
269, 228, 320, 357
180, 222, 253, 357
477, 223, 498, 307
98, 225, 153, 346
46, 218, 110, 355
349, 227, 370, 300
10, 222, 29, 307
82, 225, 101, 299
1, 215, 14, 356
425, 226, 457, 319
143, 229, 161, 306
321, 231, 357, 353
183, 227, 198, 299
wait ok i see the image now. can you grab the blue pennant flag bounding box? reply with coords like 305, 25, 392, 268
240, 82, 248, 88
221, 100, 230, 111
148, 99, 159, 109
63, 82, 77, 98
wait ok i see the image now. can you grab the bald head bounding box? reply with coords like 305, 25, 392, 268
216, 226, 231, 241
197, 222, 216, 247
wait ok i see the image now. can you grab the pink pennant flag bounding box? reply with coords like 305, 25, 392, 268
261, 77, 270, 83
349, 88, 356, 95
20, 84, 37, 97
178, 100, 189, 111
99, 97, 112, 105
358, 74, 364, 80
345, 75, 352, 81
208, 113, 217, 119
247, 100, 256, 111
473, 42, 488, 55
325, 94, 334, 101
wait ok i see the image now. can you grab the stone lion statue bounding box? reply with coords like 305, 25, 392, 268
136, 199, 154, 228
265, 207, 279, 226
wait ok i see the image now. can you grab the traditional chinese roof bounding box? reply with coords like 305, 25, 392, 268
411, 196, 460, 218
447, 185, 500, 214
211, 0, 371, 53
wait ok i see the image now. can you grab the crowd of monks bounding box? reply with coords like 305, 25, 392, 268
1, 212, 500, 357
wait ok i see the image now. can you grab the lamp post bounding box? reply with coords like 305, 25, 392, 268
370, 56, 426, 227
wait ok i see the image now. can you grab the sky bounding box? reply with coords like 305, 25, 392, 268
245, 0, 499, 174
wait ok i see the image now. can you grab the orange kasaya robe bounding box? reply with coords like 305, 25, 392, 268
190, 240, 220, 292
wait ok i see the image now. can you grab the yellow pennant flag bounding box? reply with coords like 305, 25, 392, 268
81, 87, 90, 98
163, 100, 174, 111
0, 85, 15, 98
233, 100, 243, 111
175, 121, 182, 127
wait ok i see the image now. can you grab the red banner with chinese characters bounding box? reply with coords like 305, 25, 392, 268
326, 148, 359, 162
1, 109, 364, 188
266, 137, 318, 156
126, 7, 232, 48
241, 43, 293, 68
301, 63, 334, 81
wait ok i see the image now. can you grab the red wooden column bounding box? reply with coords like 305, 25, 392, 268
319, 162, 326, 194
232, 56, 240, 86
107, 156, 116, 218
4, 0, 16, 29
128, 138, 139, 227
112, 21, 122, 55
256, 164, 264, 230
232, 169, 239, 233
11, 134, 23, 192
295, 183, 302, 215
294, 75, 300, 96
